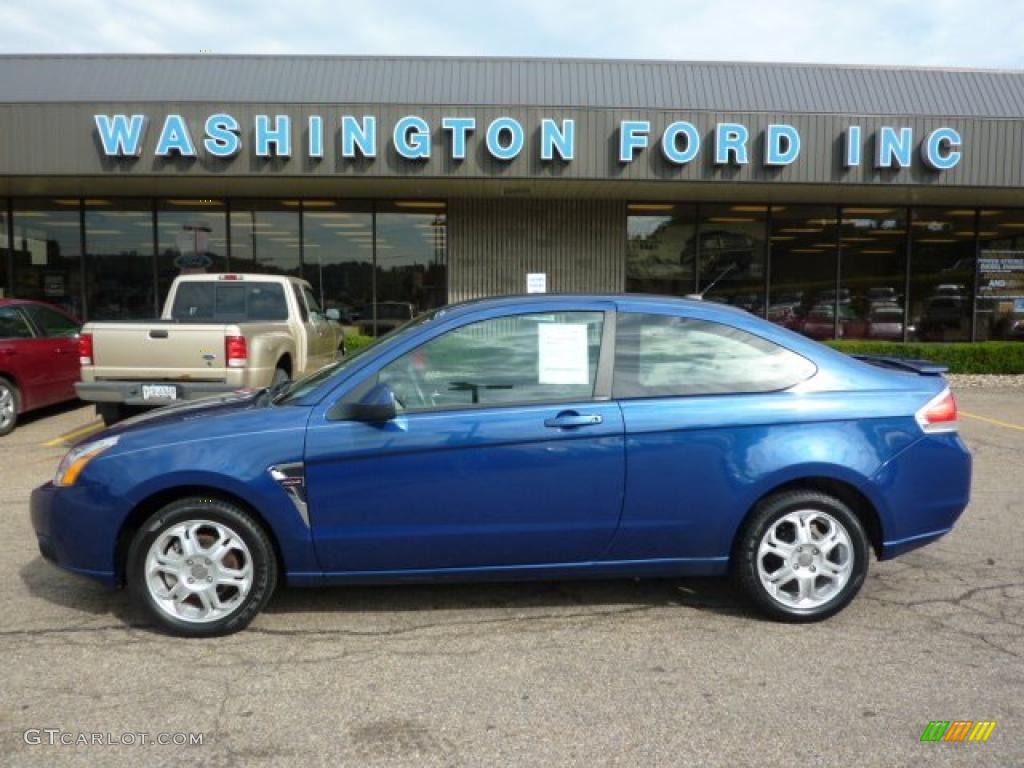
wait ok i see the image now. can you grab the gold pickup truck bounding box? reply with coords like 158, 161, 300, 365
76, 273, 346, 424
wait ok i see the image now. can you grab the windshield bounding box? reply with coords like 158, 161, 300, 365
274, 308, 442, 404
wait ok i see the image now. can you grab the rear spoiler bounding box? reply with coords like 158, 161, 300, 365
850, 354, 948, 376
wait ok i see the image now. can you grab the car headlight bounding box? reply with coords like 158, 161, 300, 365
53, 436, 120, 487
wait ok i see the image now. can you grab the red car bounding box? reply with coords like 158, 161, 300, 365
0, 299, 82, 436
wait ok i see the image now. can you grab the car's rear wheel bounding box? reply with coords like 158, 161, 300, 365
734, 490, 869, 622
0, 378, 19, 436
127, 497, 277, 637
271, 367, 290, 389
97, 402, 124, 426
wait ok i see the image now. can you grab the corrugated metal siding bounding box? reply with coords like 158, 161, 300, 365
448, 199, 625, 302
2, 55, 1024, 117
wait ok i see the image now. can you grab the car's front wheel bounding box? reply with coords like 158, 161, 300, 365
127, 497, 277, 637
734, 490, 869, 622
0, 378, 19, 437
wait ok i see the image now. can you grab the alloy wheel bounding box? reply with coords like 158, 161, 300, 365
755, 509, 854, 609
144, 519, 254, 624
0, 385, 15, 432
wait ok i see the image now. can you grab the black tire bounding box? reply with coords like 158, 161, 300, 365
0, 378, 19, 437
733, 490, 870, 622
337, 339, 348, 359
126, 497, 278, 637
97, 402, 125, 427
271, 367, 290, 388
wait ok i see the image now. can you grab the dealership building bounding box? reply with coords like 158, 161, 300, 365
1, 54, 1023, 339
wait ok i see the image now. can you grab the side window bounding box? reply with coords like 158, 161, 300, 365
24, 305, 80, 338
379, 311, 604, 411
302, 286, 323, 320
0, 307, 35, 340
614, 313, 816, 398
291, 284, 309, 322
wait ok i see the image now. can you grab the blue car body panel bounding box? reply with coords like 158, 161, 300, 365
29, 294, 972, 588
305, 401, 626, 573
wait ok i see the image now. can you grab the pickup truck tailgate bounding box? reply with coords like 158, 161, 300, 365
91, 324, 228, 381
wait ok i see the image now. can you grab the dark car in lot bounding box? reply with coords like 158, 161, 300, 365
31, 294, 971, 636
356, 301, 417, 336
0, 299, 82, 436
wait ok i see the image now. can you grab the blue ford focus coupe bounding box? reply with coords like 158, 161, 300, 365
31, 295, 971, 636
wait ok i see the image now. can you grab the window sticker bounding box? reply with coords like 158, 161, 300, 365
537, 323, 589, 385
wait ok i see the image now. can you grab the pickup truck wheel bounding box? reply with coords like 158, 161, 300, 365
97, 403, 124, 427
336, 340, 348, 360
127, 497, 277, 637
271, 368, 290, 389
0, 379, 19, 437
733, 490, 869, 622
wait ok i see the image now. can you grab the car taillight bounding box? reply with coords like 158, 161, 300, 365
225, 335, 248, 368
78, 333, 94, 366
915, 388, 958, 433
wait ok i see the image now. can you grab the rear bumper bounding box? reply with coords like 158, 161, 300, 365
30, 482, 118, 585
76, 380, 239, 405
873, 432, 972, 560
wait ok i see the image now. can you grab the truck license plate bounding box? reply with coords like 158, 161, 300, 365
142, 384, 178, 401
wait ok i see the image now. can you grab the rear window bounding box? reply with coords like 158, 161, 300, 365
0, 307, 34, 340
614, 313, 816, 398
171, 282, 289, 322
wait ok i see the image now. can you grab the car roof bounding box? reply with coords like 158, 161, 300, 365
438, 292, 750, 319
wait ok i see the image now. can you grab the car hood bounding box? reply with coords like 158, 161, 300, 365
97, 389, 271, 441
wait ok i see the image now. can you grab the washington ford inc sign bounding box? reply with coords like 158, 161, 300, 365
94, 113, 963, 170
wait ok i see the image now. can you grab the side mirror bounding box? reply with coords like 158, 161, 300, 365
325, 308, 341, 322
327, 382, 398, 423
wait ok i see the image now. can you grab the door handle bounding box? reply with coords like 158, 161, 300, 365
544, 411, 603, 429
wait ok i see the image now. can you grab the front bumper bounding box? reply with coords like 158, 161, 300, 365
76, 380, 239, 406
30, 482, 119, 584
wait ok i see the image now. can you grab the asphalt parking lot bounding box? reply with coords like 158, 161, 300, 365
1, 391, 1022, 768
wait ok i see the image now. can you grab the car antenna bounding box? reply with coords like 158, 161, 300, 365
686, 263, 736, 300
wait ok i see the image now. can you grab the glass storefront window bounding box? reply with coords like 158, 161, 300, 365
370, 201, 447, 336
0, 200, 8, 300
229, 200, 301, 277
975, 209, 1024, 341
909, 208, 975, 342
84, 199, 156, 320
11, 199, 84, 318
626, 204, 697, 296
697, 204, 766, 313
300, 201, 374, 325
157, 199, 228, 307
839, 207, 908, 341
768, 206, 840, 339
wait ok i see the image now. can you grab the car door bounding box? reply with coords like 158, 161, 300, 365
605, 308, 819, 563
0, 305, 52, 411
21, 303, 81, 404
304, 305, 625, 573
290, 283, 332, 373
301, 284, 336, 369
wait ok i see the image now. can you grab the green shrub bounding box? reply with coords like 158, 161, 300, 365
826, 340, 1024, 375
344, 333, 376, 353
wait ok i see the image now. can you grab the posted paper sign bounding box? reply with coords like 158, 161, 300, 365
537, 323, 589, 385
526, 273, 547, 293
